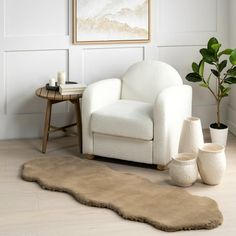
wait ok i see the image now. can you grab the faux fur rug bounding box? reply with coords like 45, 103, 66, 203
21, 156, 223, 232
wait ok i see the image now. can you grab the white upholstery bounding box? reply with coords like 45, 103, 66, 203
91, 100, 153, 140
153, 85, 192, 165
94, 133, 153, 164
122, 61, 182, 104
82, 78, 121, 154
82, 60, 192, 165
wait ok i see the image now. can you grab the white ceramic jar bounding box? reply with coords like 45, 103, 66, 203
198, 143, 226, 185
169, 153, 198, 187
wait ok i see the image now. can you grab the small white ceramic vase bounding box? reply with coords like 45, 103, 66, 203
179, 117, 204, 155
210, 125, 228, 147
169, 153, 198, 187
198, 143, 226, 185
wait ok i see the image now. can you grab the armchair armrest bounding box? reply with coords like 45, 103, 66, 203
153, 85, 192, 165
82, 78, 122, 154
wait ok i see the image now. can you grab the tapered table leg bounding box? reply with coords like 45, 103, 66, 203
74, 100, 82, 153
42, 100, 52, 153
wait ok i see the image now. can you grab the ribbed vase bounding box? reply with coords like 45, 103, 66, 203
178, 117, 204, 155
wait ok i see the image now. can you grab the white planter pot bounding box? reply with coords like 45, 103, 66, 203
169, 153, 198, 187
210, 125, 228, 147
179, 117, 204, 155
197, 143, 226, 185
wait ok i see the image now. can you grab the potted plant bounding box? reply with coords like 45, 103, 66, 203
186, 37, 236, 146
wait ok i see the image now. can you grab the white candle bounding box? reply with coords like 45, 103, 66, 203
49, 78, 56, 86
57, 71, 66, 85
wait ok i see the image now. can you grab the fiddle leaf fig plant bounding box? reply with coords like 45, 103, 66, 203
186, 37, 236, 128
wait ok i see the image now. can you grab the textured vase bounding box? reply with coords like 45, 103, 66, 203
198, 143, 226, 185
179, 117, 204, 155
210, 125, 228, 147
169, 153, 198, 187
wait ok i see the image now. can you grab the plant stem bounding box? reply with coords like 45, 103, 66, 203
217, 62, 221, 127
217, 99, 220, 127
202, 77, 218, 100
202, 77, 220, 125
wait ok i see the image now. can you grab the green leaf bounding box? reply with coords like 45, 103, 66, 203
221, 91, 229, 98
211, 43, 221, 53
199, 60, 205, 77
186, 73, 202, 82
207, 37, 219, 49
211, 69, 220, 77
223, 87, 231, 94
219, 60, 227, 72
227, 67, 236, 76
200, 48, 216, 64
230, 49, 236, 65
220, 85, 231, 97
199, 82, 209, 88
224, 77, 236, 84
218, 49, 233, 57
192, 62, 199, 73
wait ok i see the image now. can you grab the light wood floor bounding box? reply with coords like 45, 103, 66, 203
0, 132, 236, 236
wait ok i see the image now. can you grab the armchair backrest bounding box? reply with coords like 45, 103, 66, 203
121, 60, 183, 104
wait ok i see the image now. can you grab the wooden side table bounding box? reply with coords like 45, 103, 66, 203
36, 87, 82, 153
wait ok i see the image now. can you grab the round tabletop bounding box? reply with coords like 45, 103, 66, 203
36, 87, 82, 101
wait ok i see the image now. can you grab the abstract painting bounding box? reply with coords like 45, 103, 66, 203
73, 0, 150, 44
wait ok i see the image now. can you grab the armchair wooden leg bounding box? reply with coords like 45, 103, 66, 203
157, 164, 168, 171
83, 154, 95, 160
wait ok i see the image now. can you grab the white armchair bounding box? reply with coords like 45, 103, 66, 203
82, 60, 192, 169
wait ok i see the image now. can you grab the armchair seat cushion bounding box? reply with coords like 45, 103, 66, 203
91, 100, 153, 141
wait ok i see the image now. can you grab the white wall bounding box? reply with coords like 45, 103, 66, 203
228, 0, 236, 135
0, 0, 229, 139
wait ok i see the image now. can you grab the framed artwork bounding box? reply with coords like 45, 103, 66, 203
73, 0, 150, 44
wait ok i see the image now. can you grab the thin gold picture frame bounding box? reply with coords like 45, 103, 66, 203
72, 0, 150, 45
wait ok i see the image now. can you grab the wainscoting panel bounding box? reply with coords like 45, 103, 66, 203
159, 46, 216, 106
83, 47, 144, 84
6, 50, 69, 115
159, 0, 217, 33
228, 86, 236, 135
5, 0, 69, 37
228, 0, 236, 135
228, 105, 236, 135
68, 47, 84, 84
0, 112, 75, 139
229, 87, 236, 111
193, 100, 228, 129
0, 52, 5, 115
0, 0, 3, 51
156, 0, 227, 47
4, 36, 70, 52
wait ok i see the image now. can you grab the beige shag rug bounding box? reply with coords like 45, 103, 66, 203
21, 156, 223, 232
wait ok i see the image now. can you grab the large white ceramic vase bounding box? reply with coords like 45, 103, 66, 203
179, 117, 204, 155
197, 143, 226, 185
